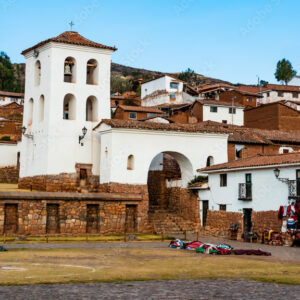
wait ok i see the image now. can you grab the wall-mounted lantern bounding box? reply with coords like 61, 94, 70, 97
22, 126, 33, 139
79, 127, 87, 144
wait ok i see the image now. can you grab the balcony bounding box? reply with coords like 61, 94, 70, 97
288, 180, 300, 198
239, 183, 252, 200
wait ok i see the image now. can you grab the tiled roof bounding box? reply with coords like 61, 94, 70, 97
245, 101, 300, 113
197, 83, 234, 92
236, 85, 268, 94
22, 31, 117, 55
228, 128, 272, 145
95, 119, 230, 134
197, 100, 244, 108
0, 91, 24, 98
266, 84, 300, 92
253, 128, 300, 144
198, 152, 300, 172
117, 105, 163, 113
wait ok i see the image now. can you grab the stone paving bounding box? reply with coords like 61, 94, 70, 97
0, 279, 299, 300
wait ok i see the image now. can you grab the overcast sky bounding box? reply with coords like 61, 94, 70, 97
1, 0, 299, 84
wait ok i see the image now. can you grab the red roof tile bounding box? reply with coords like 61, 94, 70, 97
117, 105, 163, 113
198, 152, 300, 172
0, 91, 24, 98
22, 31, 117, 55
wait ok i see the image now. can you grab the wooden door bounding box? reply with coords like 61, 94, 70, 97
46, 204, 59, 234
202, 201, 208, 227
125, 205, 137, 233
243, 208, 252, 241
86, 204, 99, 233
4, 204, 18, 234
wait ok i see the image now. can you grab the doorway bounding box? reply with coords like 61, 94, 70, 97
46, 204, 60, 234
80, 168, 88, 187
202, 200, 209, 227
4, 204, 18, 234
86, 204, 99, 233
125, 205, 137, 233
243, 208, 252, 242
296, 169, 300, 196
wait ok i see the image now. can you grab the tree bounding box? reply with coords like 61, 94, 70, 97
274, 59, 296, 85
111, 76, 133, 94
0, 52, 16, 91
259, 80, 268, 87
177, 68, 196, 85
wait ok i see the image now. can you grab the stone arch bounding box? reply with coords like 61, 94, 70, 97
35, 60, 41, 86
63, 93, 76, 120
38, 95, 45, 122
127, 155, 134, 170
86, 59, 98, 85
206, 155, 214, 167
86, 96, 98, 122
64, 57, 76, 83
147, 151, 194, 208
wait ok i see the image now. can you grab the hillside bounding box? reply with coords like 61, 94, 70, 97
12, 62, 231, 93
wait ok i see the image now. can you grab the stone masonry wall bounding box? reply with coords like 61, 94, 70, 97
0, 166, 19, 183
204, 210, 243, 238
0, 192, 151, 235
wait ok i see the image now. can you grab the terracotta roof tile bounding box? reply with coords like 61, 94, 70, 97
117, 105, 163, 113
197, 100, 244, 108
0, 91, 24, 98
198, 152, 300, 172
95, 119, 230, 134
22, 31, 117, 55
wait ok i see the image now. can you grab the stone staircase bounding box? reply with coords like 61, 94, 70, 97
149, 206, 199, 237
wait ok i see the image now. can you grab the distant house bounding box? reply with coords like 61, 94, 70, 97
113, 104, 164, 120
111, 92, 141, 113
237, 84, 300, 105
196, 152, 300, 238
169, 100, 244, 126
197, 83, 234, 100
0, 91, 24, 106
284, 100, 300, 111
141, 75, 198, 107
244, 102, 300, 131
218, 89, 261, 107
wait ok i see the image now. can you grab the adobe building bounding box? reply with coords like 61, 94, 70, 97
219, 89, 262, 108
113, 104, 163, 120
244, 101, 300, 131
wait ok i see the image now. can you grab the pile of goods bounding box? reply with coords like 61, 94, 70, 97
169, 239, 271, 256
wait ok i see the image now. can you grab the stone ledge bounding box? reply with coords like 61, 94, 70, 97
0, 191, 142, 201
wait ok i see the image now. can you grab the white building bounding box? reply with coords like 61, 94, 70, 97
196, 152, 300, 223
0, 141, 19, 167
141, 75, 198, 107
198, 100, 244, 126
19, 31, 117, 178
0, 91, 24, 106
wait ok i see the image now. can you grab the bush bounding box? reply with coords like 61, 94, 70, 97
188, 175, 208, 186
0, 136, 11, 141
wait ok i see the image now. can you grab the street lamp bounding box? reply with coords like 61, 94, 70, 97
79, 127, 87, 144
274, 168, 280, 178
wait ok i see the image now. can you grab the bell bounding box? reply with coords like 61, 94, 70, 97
64, 64, 72, 76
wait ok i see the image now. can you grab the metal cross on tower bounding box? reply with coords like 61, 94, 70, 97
69, 21, 75, 31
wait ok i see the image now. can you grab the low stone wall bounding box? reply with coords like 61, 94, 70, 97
0, 167, 19, 183
18, 173, 100, 192
252, 210, 281, 237
204, 210, 243, 238
166, 187, 201, 228
0, 189, 151, 235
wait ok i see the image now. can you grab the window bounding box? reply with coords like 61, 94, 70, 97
86, 96, 98, 122
38, 95, 45, 122
245, 173, 252, 184
235, 145, 245, 159
64, 57, 76, 83
147, 113, 157, 118
170, 82, 179, 89
220, 174, 227, 187
86, 59, 98, 85
35, 60, 41, 86
229, 107, 236, 114
210, 106, 218, 113
129, 112, 137, 119
293, 93, 298, 98
127, 155, 134, 170
219, 204, 226, 211
283, 149, 289, 154
222, 120, 227, 124
170, 94, 176, 101
27, 98, 34, 126
247, 97, 252, 102
206, 156, 214, 167
63, 94, 76, 120
278, 92, 284, 97
266, 92, 270, 97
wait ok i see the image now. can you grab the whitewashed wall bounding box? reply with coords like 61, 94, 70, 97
260, 90, 300, 104
0, 143, 18, 167
96, 125, 228, 186
202, 105, 244, 126
0, 97, 23, 106
20, 42, 114, 178
198, 166, 299, 212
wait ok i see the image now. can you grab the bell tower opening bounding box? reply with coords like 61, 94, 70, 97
64, 57, 76, 83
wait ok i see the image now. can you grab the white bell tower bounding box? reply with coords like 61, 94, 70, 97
20, 31, 117, 179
